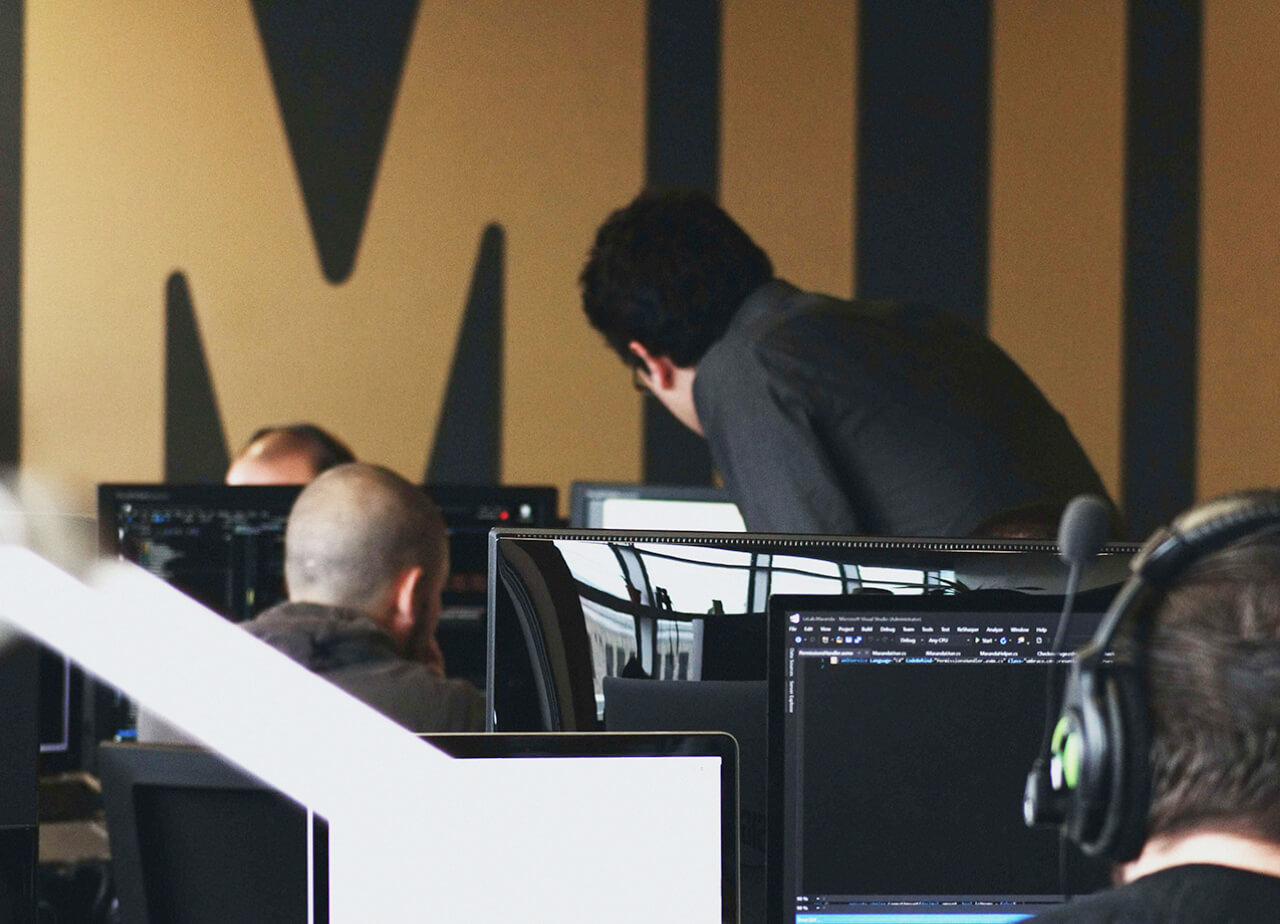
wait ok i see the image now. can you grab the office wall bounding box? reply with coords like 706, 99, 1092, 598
6, 2, 1278, 530
20, 2, 651, 511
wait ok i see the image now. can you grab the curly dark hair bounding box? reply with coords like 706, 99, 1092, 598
1143, 514, 1280, 844
579, 188, 774, 367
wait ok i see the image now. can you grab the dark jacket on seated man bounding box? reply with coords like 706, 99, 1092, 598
1029, 864, 1280, 923
243, 601, 484, 733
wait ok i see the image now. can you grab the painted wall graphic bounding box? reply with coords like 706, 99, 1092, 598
857, 0, 991, 329
426, 224, 504, 485
10, 2, 1280, 532
643, 0, 720, 486
165, 273, 231, 482
251, 0, 419, 284
1123, 0, 1201, 538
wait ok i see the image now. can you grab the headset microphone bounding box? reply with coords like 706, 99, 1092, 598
1023, 494, 1110, 829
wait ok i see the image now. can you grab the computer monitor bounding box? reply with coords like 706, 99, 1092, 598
96, 483, 558, 624
98, 742, 324, 924
5, 510, 106, 776
97, 485, 300, 623
767, 591, 1118, 922
428, 483, 558, 616
570, 482, 746, 532
604, 678, 769, 924
416, 485, 557, 687
101, 732, 737, 924
486, 528, 1138, 733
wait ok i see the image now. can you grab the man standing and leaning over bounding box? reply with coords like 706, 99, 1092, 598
244, 462, 484, 732
580, 189, 1113, 537
1027, 491, 1280, 920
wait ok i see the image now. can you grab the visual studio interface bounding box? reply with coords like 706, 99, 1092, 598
778, 603, 1107, 923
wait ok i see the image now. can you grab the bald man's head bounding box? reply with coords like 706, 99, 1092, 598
226, 424, 355, 486
284, 463, 447, 616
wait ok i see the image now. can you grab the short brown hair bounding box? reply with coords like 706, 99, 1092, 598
1144, 533, 1280, 842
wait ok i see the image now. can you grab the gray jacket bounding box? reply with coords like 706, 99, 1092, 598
693, 280, 1113, 537
241, 601, 486, 733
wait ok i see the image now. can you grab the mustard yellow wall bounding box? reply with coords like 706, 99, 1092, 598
20, 2, 860, 514
1201, 0, 1280, 497
23, 3, 652, 512
989, 0, 1126, 498
19, 2, 1280, 517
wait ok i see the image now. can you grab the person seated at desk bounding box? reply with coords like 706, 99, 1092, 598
224, 423, 450, 677
225, 422, 355, 485
1028, 491, 1280, 922
244, 462, 484, 731
141, 463, 483, 741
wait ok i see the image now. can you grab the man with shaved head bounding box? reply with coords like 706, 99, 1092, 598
241, 463, 484, 732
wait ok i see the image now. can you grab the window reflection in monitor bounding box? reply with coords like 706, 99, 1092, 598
486, 529, 1139, 733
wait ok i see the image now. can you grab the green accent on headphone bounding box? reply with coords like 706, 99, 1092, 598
1052, 715, 1082, 790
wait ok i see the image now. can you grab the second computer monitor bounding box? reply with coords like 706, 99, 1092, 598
97, 483, 559, 624
570, 482, 745, 532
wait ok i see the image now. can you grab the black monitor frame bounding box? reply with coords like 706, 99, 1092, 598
96, 484, 302, 623
96, 482, 559, 620
98, 742, 322, 924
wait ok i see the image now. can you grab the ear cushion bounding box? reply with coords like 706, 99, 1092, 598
1062, 666, 1113, 852
1107, 662, 1152, 862
1075, 663, 1150, 860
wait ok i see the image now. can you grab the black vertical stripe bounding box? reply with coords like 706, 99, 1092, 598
426, 224, 504, 485
0, 0, 20, 465
0, 641, 37, 828
643, 0, 718, 486
856, 0, 991, 329
251, 0, 420, 284
164, 273, 230, 481
1123, 0, 1201, 538
0, 639, 38, 924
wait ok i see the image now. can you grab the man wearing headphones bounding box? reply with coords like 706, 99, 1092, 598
1029, 491, 1280, 920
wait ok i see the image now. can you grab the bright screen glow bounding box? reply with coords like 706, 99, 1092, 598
599, 497, 746, 532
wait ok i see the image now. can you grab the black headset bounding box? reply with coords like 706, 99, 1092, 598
1025, 490, 1280, 862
